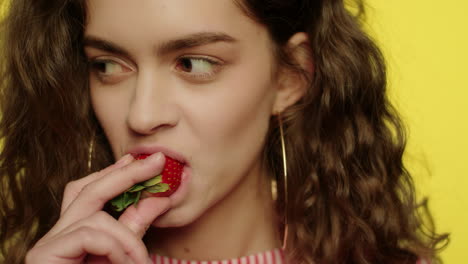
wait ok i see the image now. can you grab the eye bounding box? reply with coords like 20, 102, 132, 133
88, 57, 134, 84
175, 56, 222, 81
90, 59, 132, 75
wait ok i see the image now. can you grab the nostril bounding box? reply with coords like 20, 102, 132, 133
126, 89, 179, 135
127, 107, 176, 135
127, 115, 177, 136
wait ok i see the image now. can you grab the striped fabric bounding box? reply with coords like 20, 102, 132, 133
150, 249, 430, 264
150, 248, 285, 264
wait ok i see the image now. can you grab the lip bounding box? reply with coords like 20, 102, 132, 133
126, 145, 189, 166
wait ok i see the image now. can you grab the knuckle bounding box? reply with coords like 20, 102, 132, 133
25, 248, 39, 263
79, 182, 94, 194
120, 212, 142, 226
63, 180, 81, 195
116, 162, 133, 175
79, 182, 102, 201
75, 227, 118, 251
113, 164, 140, 186
25, 238, 51, 263
94, 168, 108, 177
75, 226, 96, 242
93, 211, 113, 223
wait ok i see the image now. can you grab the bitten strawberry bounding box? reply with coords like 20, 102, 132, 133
137, 154, 183, 197
110, 154, 183, 212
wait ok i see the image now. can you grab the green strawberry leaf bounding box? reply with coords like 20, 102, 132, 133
110, 195, 125, 212
145, 183, 169, 193
123, 192, 136, 208
142, 175, 162, 187
110, 176, 167, 212
110, 191, 139, 212
133, 190, 142, 207
127, 184, 146, 193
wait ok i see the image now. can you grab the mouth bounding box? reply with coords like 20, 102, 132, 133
119, 145, 191, 206
126, 145, 188, 166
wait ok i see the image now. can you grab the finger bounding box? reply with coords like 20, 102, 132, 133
60, 153, 165, 226
73, 228, 132, 264
61, 154, 134, 214
118, 197, 171, 238
53, 211, 150, 264
29, 227, 132, 264
87, 255, 136, 264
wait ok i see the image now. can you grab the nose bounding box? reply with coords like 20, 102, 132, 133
126, 70, 178, 135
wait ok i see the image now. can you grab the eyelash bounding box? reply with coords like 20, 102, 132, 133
87, 55, 224, 84
174, 56, 223, 82
88, 58, 133, 84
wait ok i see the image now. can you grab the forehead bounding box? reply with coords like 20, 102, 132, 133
85, 0, 267, 49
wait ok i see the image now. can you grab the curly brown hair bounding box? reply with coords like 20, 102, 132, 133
0, 0, 448, 263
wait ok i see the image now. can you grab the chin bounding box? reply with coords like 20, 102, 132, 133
151, 204, 204, 228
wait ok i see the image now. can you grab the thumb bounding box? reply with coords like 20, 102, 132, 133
118, 197, 171, 238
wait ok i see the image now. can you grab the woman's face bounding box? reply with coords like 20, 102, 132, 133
85, 0, 279, 227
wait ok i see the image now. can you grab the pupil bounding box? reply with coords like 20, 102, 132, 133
94, 62, 107, 73
181, 59, 192, 71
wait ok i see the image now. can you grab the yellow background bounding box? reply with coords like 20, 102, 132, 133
1, 0, 467, 262
367, 0, 468, 262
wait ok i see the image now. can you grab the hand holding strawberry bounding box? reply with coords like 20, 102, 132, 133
25, 153, 171, 264
110, 154, 183, 212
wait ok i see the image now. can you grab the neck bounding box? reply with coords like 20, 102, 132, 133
146, 162, 281, 260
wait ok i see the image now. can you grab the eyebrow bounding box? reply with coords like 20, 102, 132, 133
156, 32, 237, 55
83, 32, 237, 57
84, 36, 131, 58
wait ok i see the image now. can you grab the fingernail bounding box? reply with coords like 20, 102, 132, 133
116, 154, 133, 165
149, 152, 164, 161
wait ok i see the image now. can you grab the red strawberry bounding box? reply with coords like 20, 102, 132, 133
110, 153, 183, 212
136, 154, 183, 197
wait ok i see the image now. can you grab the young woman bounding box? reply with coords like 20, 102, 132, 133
0, 0, 448, 263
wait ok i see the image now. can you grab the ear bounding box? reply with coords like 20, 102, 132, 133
272, 32, 313, 114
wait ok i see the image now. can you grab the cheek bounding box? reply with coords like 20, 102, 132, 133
90, 81, 132, 156
208, 86, 271, 140
173, 68, 275, 221
182, 62, 276, 184
192, 63, 276, 146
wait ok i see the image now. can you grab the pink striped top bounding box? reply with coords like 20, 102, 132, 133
150, 249, 430, 264
150, 248, 285, 264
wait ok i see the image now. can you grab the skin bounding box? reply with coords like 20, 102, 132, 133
26, 153, 172, 264
26, 0, 309, 263
86, 0, 281, 259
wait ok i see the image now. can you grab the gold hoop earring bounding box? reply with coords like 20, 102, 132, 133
277, 114, 289, 250
87, 136, 95, 172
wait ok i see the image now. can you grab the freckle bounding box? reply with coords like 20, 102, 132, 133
184, 248, 191, 253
